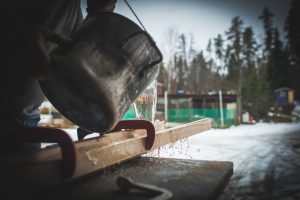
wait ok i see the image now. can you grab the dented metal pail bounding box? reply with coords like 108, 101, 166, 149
40, 12, 163, 132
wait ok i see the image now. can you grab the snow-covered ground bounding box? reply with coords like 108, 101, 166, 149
148, 122, 300, 161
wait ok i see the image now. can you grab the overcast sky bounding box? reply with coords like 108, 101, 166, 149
81, 0, 291, 60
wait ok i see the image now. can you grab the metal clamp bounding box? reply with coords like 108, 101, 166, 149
15, 127, 76, 178
110, 119, 156, 150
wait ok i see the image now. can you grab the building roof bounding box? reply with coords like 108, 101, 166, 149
275, 87, 294, 92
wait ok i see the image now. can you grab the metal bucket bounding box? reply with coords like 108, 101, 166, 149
40, 12, 163, 133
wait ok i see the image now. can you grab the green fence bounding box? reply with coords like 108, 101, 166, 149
123, 107, 236, 128
167, 108, 236, 128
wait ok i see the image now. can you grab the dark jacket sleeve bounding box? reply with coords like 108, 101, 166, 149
72, 4, 84, 33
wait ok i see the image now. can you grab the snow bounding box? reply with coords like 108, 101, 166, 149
292, 102, 300, 119
147, 122, 300, 161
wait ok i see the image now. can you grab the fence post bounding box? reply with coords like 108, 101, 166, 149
219, 90, 224, 128
164, 91, 168, 122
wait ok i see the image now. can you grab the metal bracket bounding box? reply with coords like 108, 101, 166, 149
15, 127, 76, 178
110, 120, 156, 150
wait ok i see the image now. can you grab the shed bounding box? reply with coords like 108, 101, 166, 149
275, 87, 294, 106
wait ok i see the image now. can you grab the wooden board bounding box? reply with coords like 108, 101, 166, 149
1, 119, 211, 198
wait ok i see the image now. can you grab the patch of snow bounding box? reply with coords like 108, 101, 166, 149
146, 122, 300, 166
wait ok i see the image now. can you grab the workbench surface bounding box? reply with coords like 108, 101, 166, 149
41, 157, 233, 200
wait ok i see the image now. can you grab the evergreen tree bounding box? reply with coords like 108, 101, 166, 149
225, 16, 244, 124
242, 27, 258, 74
269, 29, 293, 90
285, 0, 300, 61
157, 62, 168, 91
189, 51, 206, 93
168, 55, 178, 94
176, 33, 190, 93
206, 39, 212, 55
176, 56, 185, 92
256, 60, 272, 118
214, 34, 224, 74
285, 0, 300, 100
187, 45, 221, 94
259, 7, 274, 58
241, 26, 259, 119
188, 33, 197, 63
225, 16, 244, 83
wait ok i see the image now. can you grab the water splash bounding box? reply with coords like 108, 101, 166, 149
133, 81, 157, 122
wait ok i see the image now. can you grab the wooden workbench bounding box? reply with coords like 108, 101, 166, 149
38, 157, 233, 200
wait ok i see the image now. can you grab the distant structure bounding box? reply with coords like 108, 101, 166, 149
275, 87, 294, 106
39, 100, 76, 128
156, 93, 237, 128
156, 82, 164, 96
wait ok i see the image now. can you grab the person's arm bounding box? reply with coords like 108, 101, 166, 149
72, 6, 84, 33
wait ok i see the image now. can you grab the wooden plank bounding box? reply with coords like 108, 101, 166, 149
1, 119, 211, 198
75, 118, 211, 177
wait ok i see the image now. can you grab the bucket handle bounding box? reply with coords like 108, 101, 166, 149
126, 31, 163, 67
